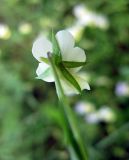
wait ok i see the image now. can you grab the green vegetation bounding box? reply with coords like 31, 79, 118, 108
0, 0, 129, 159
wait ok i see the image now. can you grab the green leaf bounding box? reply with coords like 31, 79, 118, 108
59, 63, 81, 93
40, 57, 49, 64
68, 128, 85, 160
52, 30, 62, 64
63, 61, 86, 68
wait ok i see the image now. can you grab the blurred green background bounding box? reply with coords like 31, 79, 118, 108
0, 0, 129, 159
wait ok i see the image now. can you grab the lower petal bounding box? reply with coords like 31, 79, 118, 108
60, 72, 90, 95
36, 62, 54, 82
75, 73, 90, 91
60, 78, 79, 95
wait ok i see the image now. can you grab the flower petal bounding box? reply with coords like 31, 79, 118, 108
56, 30, 86, 63
32, 35, 52, 62
75, 74, 90, 91
60, 72, 90, 95
36, 62, 54, 82
79, 80, 90, 91
60, 78, 79, 95
67, 47, 86, 72
56, 30, 74, 58
68, 47, 86, 62
66, 47, 86, 72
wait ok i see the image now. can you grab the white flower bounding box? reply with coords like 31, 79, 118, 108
73, 4, 109, 29
115, 82, 129, 97
0, 23, 11, 40
67, 23, 84, 40
85, 106, 116, 124
98, 106, 116, 122
85, 112, 100, 124
19, 22, 32, 35
75, 101, 95, 115
32, 30, 90, 95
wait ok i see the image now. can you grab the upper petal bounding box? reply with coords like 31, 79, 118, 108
69, 47, 86, 73
36, 62, 54, 82
68, 47, 86, 62
56, 30, 86, 64
32, 35, 52, 62
56, 30, 75, 57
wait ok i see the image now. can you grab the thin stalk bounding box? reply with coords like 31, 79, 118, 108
47, 52, 88, 160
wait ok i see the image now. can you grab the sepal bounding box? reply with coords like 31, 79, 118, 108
52, 30, 62, 65
59, 64, 81, 94
63, 61, 86, 68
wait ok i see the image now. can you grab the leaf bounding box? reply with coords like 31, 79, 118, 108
40, 57, 49, 64
52, 30, 62, 64
59, 63, 81, 93
68, 128, 85, 160
63, 61, 86, 68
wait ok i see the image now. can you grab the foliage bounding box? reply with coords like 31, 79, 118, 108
0, 0, 129, 159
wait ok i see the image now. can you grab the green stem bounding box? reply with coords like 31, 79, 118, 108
47, 52, 88, 160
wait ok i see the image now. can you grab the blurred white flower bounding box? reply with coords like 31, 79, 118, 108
115, 82, 129, 97
84, 105, 116, 124
85, 112, 100, 124
67, 23, 84, 40
73, 4, 109, 29
0, 23, 11, 40
98, 106, 116, 122
19, 23, 32, 35
32, 30, 90, 95
75, 101, 95, 115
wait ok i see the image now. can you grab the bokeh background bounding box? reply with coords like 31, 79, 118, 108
0, 0, 129, 159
